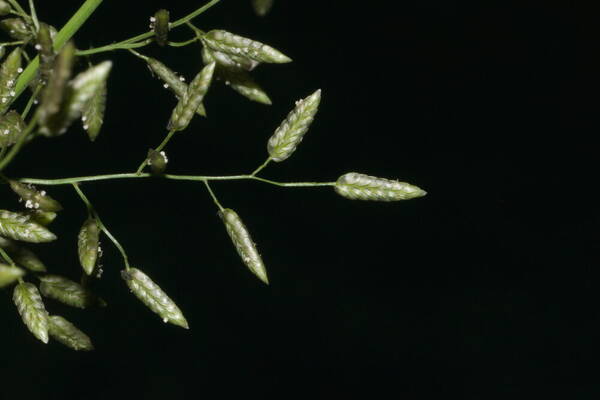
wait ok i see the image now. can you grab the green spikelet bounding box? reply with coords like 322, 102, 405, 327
13, 282, 49, 343
0, 110, 25, 148
145, 57, 206, 117
201, 45, 259, 72
147, 149, 168, 174
36, 23, 55, 83
267, 89, 321, 162
0, 47, 22, 114
9, 180, 63, 212
334, 173, 427, 201
48, 315, 94, 351
0, 237, 46, 272
39, 275, 101, 309
0, 210, 57, 243
0, 18, 32, 41
202, 29, 291, 64
78, 217, 100, 275
167, 62, 215, 131
37, 41, 76, 135
0, 1, 12, 16
121, 268, 189, 329
0, 263, 25, 288
219, 208, 268, 285
252, 0, 274, 16
25, 210, 56, 226
152, 9, 170, 47
81, 79, 106, 141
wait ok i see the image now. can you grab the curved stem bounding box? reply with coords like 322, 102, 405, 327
28, 0, 39, 32
202, 180, 224, 211
19, 172, 336, 188
76, 39, 152, 56
250, 157, 271, 176
72, 183, 130, 270
168, 37, 199, 47
0, 247, 16, 266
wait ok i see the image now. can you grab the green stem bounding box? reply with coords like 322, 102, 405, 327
250, 157, 272, 176
28, 0, 39, 31
19, 172, 336, 188
21, 85, 41, 119
72, 183, 130, 270
0, 247, 16, 266
0, 113, 39, 172
13, 0, 104, 106
76, 39, 152, 56
202, 180, 224, 211
168, 37, 199, 47
7, 0, 27, 17
136, 129, 176, 175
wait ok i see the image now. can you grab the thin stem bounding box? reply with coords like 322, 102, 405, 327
13, 0, 104, 105
168, 37, 199, 47
250, 157, 272, 176
0, 247, 16, 266
21, 85, 41, 119
72, 183, 130, 270
136, 129, 176, 175
76, 39, 152, 56
185, 21, 205, 36
0, 41, 25, 47
19, 172, 336, 188
28, 0, 39, 31
7, 0, 27, 17
0, 113, 39, 172
202, 180, 224, 211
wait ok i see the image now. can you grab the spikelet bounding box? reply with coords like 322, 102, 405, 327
36, 23, 55, 84
13, 282, 49, 343
202, 30, 291, 64
0, 110, 25, 148
146, 57, 206, 117
201, 45, 259, 72
67, 61, 112, 121
252, 0, 274, 16
37, 41, 76, 135
219, 208, 268, 284
152, 9, 170, 47
48, 315, 94, 351
167, 62, 215, 131
0, 18, 32, 41
267, 89, 321, 162
147, 148, 168, 174
0, 263, 25, 288
0, 47, 22, 114
334, 173, 427, 201
0, 1, 12, 16
121, 268, 189, 329
81, 78, 106, 141
39, 275, 100, 308
0, 237, 46, 272
9, 180, 63, 212
202, 47, 271, 105
25, 210, 56, 226
78, 217, 100, 275
0, 210, 57, 243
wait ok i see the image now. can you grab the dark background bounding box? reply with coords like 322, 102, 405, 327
1, 0, 586, 398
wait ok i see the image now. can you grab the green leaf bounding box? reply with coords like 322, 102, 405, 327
0, 210, 57, 243
48, 315, 93, 351
334, 173, 427, 201
121, 268, 189, 329
39, 275, 102, 309
77, 217, 100, 275
0, 263, 25, 287
219, 208, 268, 284
267, 89, 321, 162
13, 282, 49, 343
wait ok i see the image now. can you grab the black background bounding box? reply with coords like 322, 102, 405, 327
1, 0, 587, 398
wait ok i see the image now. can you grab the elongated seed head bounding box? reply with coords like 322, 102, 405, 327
334, 173, 427, 201
202, 46, 259, 72
0, 1, 11, 16
82, 78, 107, 141
0, 18, 31, 41
78, 217, 100, 275
167, 62, 215, 131
121, 268, 189, 329
9, 180, 63, 212
13, 282, 49, 343
48, 315, 94, 351
0, 263, 25, 288
202, 30, 291, 64
0, 110, 25, 148
267, 89, 321, 162
0, 47, 22, 113
39, 275, 100, 308
219, 208, 269, 284
36, 23, 55, 83
153, 9, 170, 47
0, 209, 57, 243
0, 236, 46, 272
